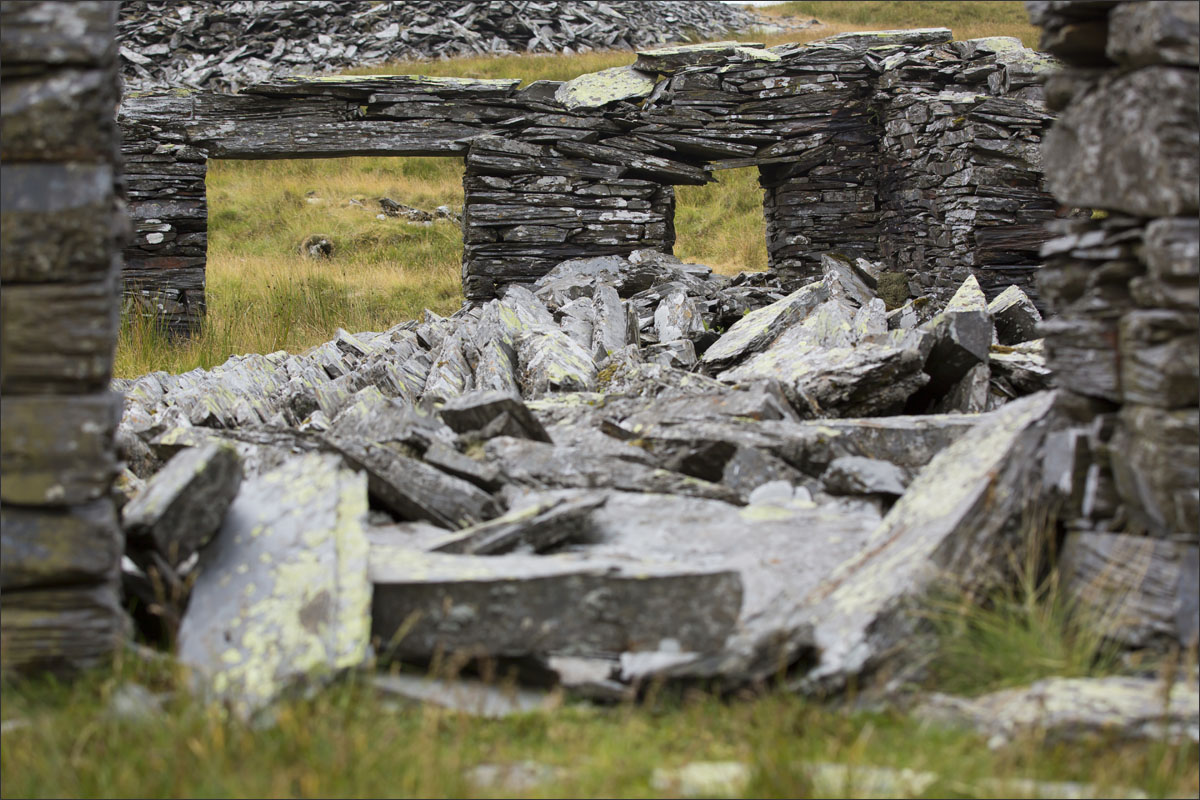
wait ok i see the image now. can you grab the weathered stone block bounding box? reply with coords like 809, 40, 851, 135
1042, 66, 1199, 217
1060, 532, 1198, 649
369, 547, 743, 661
0, 392, 122, 506
1109, 404, 1200, 537
1, 500, 122, 590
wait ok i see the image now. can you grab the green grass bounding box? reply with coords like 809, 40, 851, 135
2, 651, 1195, 799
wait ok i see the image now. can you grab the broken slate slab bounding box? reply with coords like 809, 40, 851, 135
987, 284, 1042, 345
701, 280, 830, 371
915, 676, 1200, 747
369, 547, 742, 662
425, 493, 606, 555
121, 441, 243, 568
439, 390, 552, 443
328, 437, 498, 530
914, 275, 994, 403
176, 453, 371, 718
820, 456, 909, 497
797, 391, 1059, 696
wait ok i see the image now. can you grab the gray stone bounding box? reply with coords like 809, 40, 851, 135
425, 493, 606, 555
440, 390, 552, 443
554, 65, 658, 111
1106, 1, 1199, 68
329, 437, 499, 530
369, 546, 743, 662
1042, 66, 1199, 217
653, 288, 704, 343
916, 676, 1200, 747
701, 280, 830, 370
1059, 532, 1199, 649
987, 285, 1043, 345
176, 453, 372, 718
121, 441, 243, 568
821, 456, 909, 497
373, 673, 556, 719
798, 392, 1058, 695
1118, 310, 1199, 409
719, 299, 930, 418
917, 276, 994, 401
1109, 404, 1199, 537
549, 490, 881, 685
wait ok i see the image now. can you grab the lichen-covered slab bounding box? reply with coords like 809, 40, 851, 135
798, 391, 1058, 695
702, 280, 830, 370
121, 441, 243, 567
554, 65, 657, 111
176, 453, 371, 718
916, 676, 1200, 746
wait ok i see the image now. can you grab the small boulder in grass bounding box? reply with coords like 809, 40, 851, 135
121, 441, 243, 568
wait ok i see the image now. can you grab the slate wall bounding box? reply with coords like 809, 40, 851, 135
118, 30, 1059, 336
0, 0, 130, 673
1028, 0, 1199, 651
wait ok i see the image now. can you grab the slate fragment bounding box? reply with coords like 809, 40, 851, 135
121, 441, 243, 568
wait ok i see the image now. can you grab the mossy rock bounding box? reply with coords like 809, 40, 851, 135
876, 272, 910, 310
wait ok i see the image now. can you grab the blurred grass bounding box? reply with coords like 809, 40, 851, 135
762, 2, 1041, 48
3, 651, 1195, 799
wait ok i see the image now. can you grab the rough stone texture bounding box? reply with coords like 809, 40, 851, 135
121, 441, 243, 567
0, 0, 128, 676
799, 391, 1058, 695
369, 546, 743, 663
1059, 532, 1199, 650
176, 453, 372, 718
917, 676, 1200, 746
1042, 67, 1199, 218
1029, 0, 1200, 661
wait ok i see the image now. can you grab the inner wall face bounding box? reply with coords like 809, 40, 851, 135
118, 35, 1057, 334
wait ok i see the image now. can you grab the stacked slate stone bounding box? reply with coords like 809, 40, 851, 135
873, 36, 1060, 306
115, 0, 763, 94
1027, 0, 1199, 653
119, 32, 1060, 333
108, 241, 1064, 711
1, 1, 130, 673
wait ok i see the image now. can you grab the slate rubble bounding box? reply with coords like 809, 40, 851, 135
108, 243, 1074, 710
116, 1, 768, 94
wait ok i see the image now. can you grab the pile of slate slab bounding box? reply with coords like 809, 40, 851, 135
109, 249, 1070, 716
115, 0, 778, 94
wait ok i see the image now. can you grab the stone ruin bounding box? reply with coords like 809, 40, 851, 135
119, 26, 1056, 335
1, 0, 1197, 742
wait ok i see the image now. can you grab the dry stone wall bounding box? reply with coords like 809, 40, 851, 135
1027, 0, 1199, 652
0, 0, 130, 673
118, 29, 1060, 336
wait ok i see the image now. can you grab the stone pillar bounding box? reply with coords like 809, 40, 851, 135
1, 0, 130, 673
1028, 0, 1199, 651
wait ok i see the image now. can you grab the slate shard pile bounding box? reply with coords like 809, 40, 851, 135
107, 241, 1068, 711
115, 0, 765, 94
1026, 0, 1199, 655
1, 1, 130, 673
119, 30, 1059, 335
